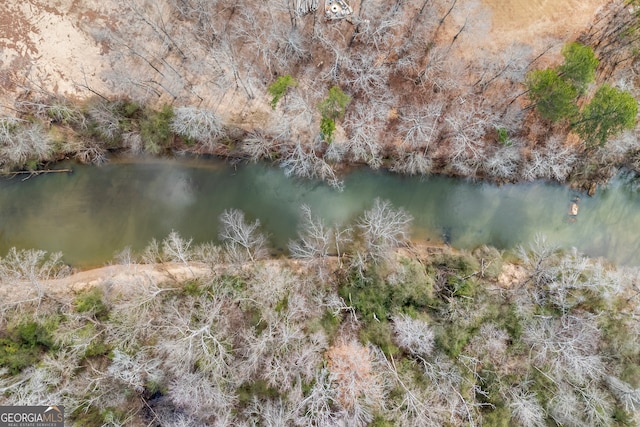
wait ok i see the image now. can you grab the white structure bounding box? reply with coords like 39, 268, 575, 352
294, 0, 319, 16
325, 0, 353, 20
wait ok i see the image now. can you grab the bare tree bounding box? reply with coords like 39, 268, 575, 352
390, 150, 433, 176
343, 51, 390, 98
0, 121, 53, 168
242, 320, 326, 393
517, 234, 558, 290
107, 349, 163, 393
507, 387, 547, 427
467, 323, 509, 365
292, 0, 318, 17
326, 342, 388, 426
158, 295, 233, 377
548, 382, 613, 427
415, 45, 466, 92
425, 355, 481, 425
384, 359, 442, 426
522, 136, 578, 182
240, 130, 275, 162
161, 231, 193, 267
444, 98, 494, 174
0, 248, 70, 308
295, 368, 342, 426
358, 199, 413, 261
352, 2, 403, 51
280, 141, 344, 190
392, 314, 435, 358
398, 103, 443, 150
288, 205, 332, 262
607, 376, 640, 414
171, 106, 223, 150
167, 371, 237, 421
483, 143, 522, 179
524, 314, 604, 386
343, 103, 387, 169
218, 209, 268, 262
243, 396, 296, 426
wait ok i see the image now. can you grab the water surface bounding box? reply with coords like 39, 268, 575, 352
0, 157, 638, 267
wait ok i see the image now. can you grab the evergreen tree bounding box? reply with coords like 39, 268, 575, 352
572, 84, 638, 146
526, 69, 578, 122
559, 42, 598, 94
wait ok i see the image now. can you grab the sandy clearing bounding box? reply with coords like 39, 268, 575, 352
0, 262, 211, 304
0, 0, 110, 108
478, 0, 607, 50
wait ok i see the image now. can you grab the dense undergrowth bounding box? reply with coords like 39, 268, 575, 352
0, 202, 639, 426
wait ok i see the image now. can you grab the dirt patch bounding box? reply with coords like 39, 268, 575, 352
0, 0, 111, 109
0, 0, 608, 123
478, 0, 606, 50
0, 262, 211, 304
497, 263, 528, 289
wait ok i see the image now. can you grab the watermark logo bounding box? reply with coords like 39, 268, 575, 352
0, 406, 64, 427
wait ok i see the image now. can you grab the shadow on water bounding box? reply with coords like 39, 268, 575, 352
0, 157, 639, 267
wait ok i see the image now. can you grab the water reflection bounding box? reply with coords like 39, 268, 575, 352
0, 157, 638, 267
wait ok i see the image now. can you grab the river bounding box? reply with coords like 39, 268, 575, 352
0, 157, 638, 267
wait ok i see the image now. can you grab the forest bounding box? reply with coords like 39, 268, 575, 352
1, 0, 640, 190
1, 203, 640, 426
1, 0, 640, 426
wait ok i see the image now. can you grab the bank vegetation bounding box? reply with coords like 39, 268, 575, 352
1, 202, 639, 426
3, 0, 640, 190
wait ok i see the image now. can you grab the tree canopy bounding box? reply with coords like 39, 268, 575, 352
267, 75, 297, 110
526, 42, 598, 123
559, 42, 599, 94
318, 86, 351, 142
527, 42, 637, 146
526, 69, 579, 122
318, 86, 351, 121
572, 84, 638, 147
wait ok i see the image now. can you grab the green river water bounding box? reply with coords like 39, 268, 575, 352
0, 157, 638, 267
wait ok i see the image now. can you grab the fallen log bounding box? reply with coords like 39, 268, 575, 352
0, 169, 73, 180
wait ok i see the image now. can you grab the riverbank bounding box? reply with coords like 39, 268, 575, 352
1, 94, 639, 195
2, 1, 639, 193
1, 232, 639, 426
0, 241, 454, 303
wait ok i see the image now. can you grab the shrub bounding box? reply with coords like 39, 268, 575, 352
320, 116, 336, 142
237, 380, 280, 407
0, 321, 55, 374
318, 86, 350, 142
75, 287, 110, 320
496, 127, 512, 146
388, 258, 434, 308
482, 405, 511, 427
340, 269, 389, 323
267, 75, 297, 109
359, 321, 399, 357
140, 104, 174, 154
318, 86, 351, 121
434, 323, 474, 358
